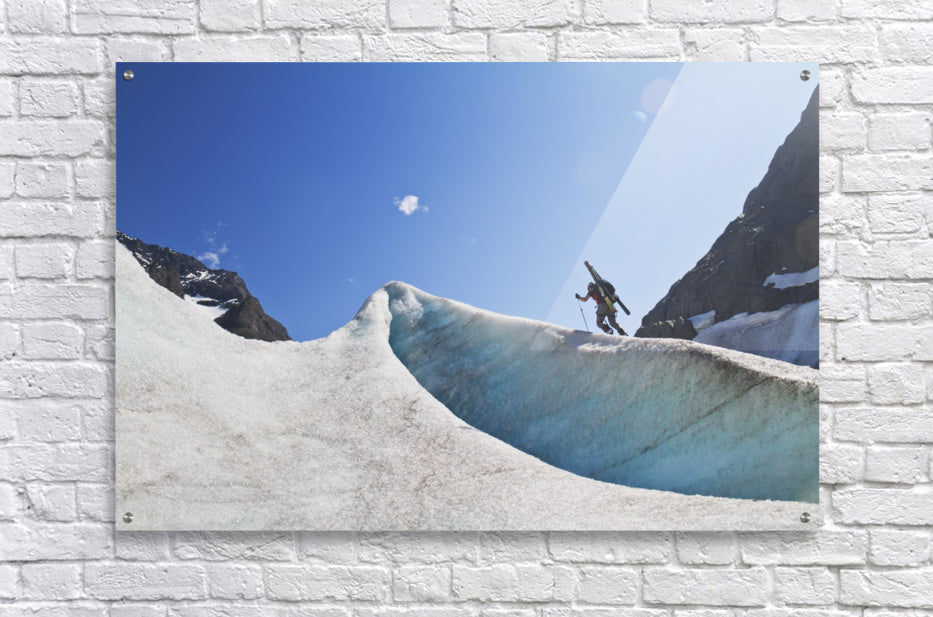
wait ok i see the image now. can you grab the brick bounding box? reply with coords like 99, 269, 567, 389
819, 442, 863, 484
0, 564, 17, 599
819, 154, 836, 193
266, 565, 389, 601
643, 568, 768, 606
0, 522, 114, 560
173, 35, 298, 62
683, 28, 747, 61
819, 323, 833, 364
21, 563, 81, 599
201, 0, 261, 31
0, 38, 102, 74
85, 563, 206, 600
115, 531, 172, 560
777, 0, 838, 21
110, 606, 165, 617
0, 161, 13, 198
453, 0, 576, 28
206, 564, 264, 599
674, 533, 735, 565
750, 26, 877, 62
19, 81, 80, 117
0, 120, 105, 156
75, 159, 114, 198
6, 0, 68, 32
5, 444, 111, 482
0, 283, 108, 319
15, 162, 72, 198
2, 202, 106, 238
0, 360, 108, 398
870, 282, 933, 320
868, 193, 929, 235
559, 30, 681, 59
452, 564, 574, 602
77, 483, 114, 522
83, 79, 115, 118
0, 483, 17, 520
820, 281, 861, 321
837, 240, 933, 280
358, 532, 477, 565
576, 566, 639, 604
843, 154, 933, 192
773, 567, 835, 605
73, 0, 197, 34
818, 69, 845, 108
868, 363, 926, 405
389, 0, 449, 28
0, 324, 20, 361
651, 0, 770, 22
852, 67, 933, 104
541, 611, 665, 617
548, 532, 673, 564
15, 243, 74, 279
393, 565, 451, 602
820, 193, 866, 237
174, 532, 297, 561
869, 113, 931, 152
869, 529, 931, 566
489, 33, 550, 61
841, 570, 933, 607
841, 0, 933, 19
363, 34, 487, 61
14, 399, 83, 441
478, 532, 547, 563
834, 488, 933, 525
823, 364, 863, 405
820, 112, 866, 151
300, 35, 362, 62
84, 323, 115, 362
865, 446, 927, 483
584, 0, 647, 24
835, 407, 933, 443
106, 38, 169, 63
264, 0, 385, 30
739, 530, 867, 565
25, 483, 76, 521
880, 23, 933, 63
0, 81, 14, 117
837, 323, 933, 361
75, 240, 114, 280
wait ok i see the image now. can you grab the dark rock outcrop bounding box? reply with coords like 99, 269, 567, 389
117, 232, 291, 342
636, 87, 819, 338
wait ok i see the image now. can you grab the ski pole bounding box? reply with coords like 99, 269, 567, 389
578, 303, 590, 332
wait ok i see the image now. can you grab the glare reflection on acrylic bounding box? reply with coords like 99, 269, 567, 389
116, 62, 820, 531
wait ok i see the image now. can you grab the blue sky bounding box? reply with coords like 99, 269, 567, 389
117, 62, 817, 342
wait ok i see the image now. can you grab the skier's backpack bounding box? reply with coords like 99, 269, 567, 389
598, 279, 615, 297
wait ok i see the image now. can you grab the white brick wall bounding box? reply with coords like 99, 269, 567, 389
0, 0, 930, 613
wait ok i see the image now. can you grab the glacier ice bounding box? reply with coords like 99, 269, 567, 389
116, 244, 819, 530
386, 283, 818, 503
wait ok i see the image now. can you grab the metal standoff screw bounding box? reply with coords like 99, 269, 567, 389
800, 70, 811, 81
123, 512, 134, 523
799, 511, 811, 523
123, 69, 134, 82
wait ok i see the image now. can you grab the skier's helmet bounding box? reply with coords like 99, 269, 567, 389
587, 282, 597, 291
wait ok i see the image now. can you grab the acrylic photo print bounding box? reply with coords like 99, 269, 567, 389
116, 62, 820, 530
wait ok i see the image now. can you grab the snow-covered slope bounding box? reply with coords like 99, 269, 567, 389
117, 244, 818, 531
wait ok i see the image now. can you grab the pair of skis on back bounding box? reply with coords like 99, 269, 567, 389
584, 260, 630, 316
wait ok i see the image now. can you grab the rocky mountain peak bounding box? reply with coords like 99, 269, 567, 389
117, 232, 291, 342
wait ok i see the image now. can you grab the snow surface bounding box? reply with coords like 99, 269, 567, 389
694, 301, 818, 368
116, 244, 818, 530
763, 266, 819, 289
688, 309, 717, 332
182, 294, 229, 321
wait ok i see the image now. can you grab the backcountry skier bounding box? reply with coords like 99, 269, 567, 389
576, 281, 627, 335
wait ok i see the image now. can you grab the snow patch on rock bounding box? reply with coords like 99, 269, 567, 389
763, 266, 819, 289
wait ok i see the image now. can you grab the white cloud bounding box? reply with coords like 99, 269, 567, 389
198, 252, 220, 269
395, 195, 425, 216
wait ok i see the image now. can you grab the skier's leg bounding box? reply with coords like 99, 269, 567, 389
609, 312, 627, 336
596, 311, 612, 334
